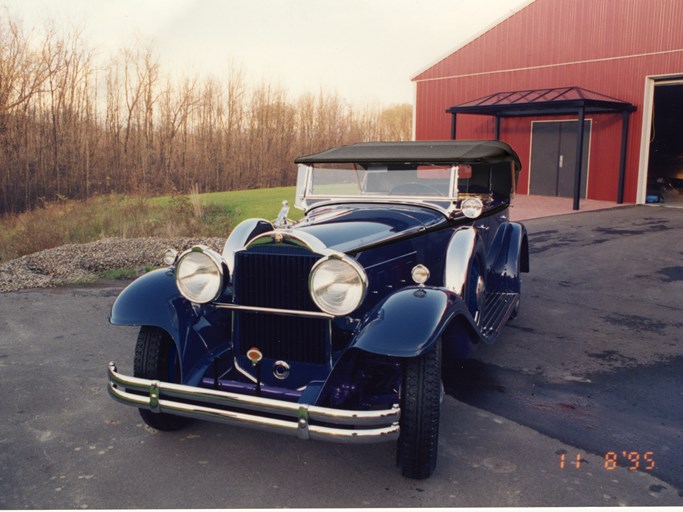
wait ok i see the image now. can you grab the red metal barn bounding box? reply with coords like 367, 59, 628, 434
412, 0, 683, 207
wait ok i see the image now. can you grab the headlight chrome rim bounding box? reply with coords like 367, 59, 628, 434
175, 245, 224, 304
411, 264, 430, 286
309, 254, 367, 317
163, 248, 179, 266
461, 197, 484, 219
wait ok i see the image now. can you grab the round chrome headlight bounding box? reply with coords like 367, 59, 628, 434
309, 255, 367, 316
411, 264, 430, 285
163, 248, 178, 266
461, 197, 484, 219
175, 246, 224, 304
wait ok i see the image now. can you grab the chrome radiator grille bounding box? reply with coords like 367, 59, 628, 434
233, 247, 328, 365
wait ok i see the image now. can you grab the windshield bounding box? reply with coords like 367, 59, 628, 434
305, 164, 456, 199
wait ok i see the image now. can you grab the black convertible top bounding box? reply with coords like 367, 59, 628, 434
295, 140, 521, 170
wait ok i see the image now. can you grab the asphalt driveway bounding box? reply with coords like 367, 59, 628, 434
0, 205, 681, 508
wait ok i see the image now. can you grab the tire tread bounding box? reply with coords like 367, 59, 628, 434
398, 343, 441, 479
133, 326, 191, 431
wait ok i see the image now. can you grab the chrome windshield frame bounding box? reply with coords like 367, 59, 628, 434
295, 163, 466, 218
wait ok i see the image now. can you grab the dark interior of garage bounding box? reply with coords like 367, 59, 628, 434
647, 82, 683, 205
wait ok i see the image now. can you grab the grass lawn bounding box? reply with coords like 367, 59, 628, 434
200, 186, 302, 223
0, 186, 303, 262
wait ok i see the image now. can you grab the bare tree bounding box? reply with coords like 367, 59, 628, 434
0, 10, 413, 216
0, 14, 58, 211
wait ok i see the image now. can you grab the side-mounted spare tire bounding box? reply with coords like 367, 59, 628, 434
464, 255, 486, 326
134, 326, 192, 431
397, 342, 442, 479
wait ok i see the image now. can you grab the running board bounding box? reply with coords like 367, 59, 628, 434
480, 292, 519, 338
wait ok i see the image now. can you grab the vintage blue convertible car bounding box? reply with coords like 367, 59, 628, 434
107, 140, 529, 479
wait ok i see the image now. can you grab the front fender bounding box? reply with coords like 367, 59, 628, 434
109, 269, 230, 386
110, 268, 184, 341
350, 286, 478, 358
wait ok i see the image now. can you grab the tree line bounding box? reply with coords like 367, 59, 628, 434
0, 14, 412, 215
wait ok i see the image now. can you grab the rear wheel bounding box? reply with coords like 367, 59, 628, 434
134, 326, 192, 431
397, 342, 442, 479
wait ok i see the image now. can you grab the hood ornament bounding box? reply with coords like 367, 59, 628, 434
274, 200, 294, 228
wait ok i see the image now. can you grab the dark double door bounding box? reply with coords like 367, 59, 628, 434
530, 121, 590, 198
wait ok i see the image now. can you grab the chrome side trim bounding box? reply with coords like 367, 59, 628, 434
444, 227, 477, 297
222, 218, 274, 273
215, 303, 334, 319
107, 363, 400, 444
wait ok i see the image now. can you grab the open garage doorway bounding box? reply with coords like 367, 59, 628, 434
646, 81, 683, 205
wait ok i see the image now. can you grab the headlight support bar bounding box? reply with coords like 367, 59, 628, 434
214, 303, 335, 319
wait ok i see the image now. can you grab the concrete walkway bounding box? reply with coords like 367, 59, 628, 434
510, 194, 629, 221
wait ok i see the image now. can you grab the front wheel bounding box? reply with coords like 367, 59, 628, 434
397, 342, 442, 479
134, 326, 192, 431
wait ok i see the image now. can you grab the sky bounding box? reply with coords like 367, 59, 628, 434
3, 0, 530, 106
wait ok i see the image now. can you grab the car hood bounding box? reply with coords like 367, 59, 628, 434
294, 203, 447, 253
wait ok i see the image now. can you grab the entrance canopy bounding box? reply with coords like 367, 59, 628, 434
446, 87, 636, 209
447, 86, 635, 118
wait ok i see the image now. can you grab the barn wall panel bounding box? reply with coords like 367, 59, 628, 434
413, 0, 683, 202
415, 0, 683, 82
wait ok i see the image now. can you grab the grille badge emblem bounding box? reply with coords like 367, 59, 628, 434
273, 233, 284, 244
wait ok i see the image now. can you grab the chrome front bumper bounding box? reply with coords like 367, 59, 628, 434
107, 363, 400, 443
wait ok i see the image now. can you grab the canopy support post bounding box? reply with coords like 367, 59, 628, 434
617, 110, 630, 204
573, 107, 586, 211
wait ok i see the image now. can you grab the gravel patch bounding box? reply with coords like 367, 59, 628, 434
0, 237, 224, 293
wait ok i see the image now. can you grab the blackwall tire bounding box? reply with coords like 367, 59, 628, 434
397, 342, 442, 479
133, 326, 192, 431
